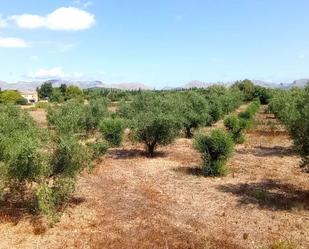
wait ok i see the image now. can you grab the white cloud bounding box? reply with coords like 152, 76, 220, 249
26, 67, 84, 80
10, 14, 45, 29
27, 67, 65, 79
11, 7, 95, 31
0, 37, 29, 48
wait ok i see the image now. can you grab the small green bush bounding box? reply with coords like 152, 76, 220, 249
51, 135, 91, 177
193, 129, 234, 176
224, 115, 246, 144
35, 101, 50, 109
238, 100, 260, 128
47, 99, 88, 134
99, 118, 125, 147
87, 140, 109, 159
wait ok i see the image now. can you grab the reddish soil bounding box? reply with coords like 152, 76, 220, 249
0, 105, 308, 249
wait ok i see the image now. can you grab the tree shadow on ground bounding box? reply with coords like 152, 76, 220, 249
0, 196, 85, 233
108, 148, 168, 159
237, 146, 296, 158
217, 179, 309, 211
173, 166, 206, 177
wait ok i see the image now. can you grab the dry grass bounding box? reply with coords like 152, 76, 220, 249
0, 105, 308, 249
27, 108, 48, 128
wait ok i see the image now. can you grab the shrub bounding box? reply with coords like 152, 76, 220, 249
87, 141, 109, 159
16, 97, 28, 105
193, 129, 234, 176
176, 92, 210, 138
0, 90, 22, 104
35, 101, 50, 109
0, 104, 93, 222
99, 118, 125, 147
65, 85, 84, 101
288, 86, 309, 170
224, 115, 246, 144
0, 105, 45, 187
51, 135, 91, 177
238, 100, 261, 128
124, 93, 181, 156
85, 98, 108, 131
47, 99, 89, 134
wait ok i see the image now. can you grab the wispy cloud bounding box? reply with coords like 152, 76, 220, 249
73, 0, 94, 8
25, 67, 84, 80
10, 7, 95, 31
26, 67, 65, 79
0, 16, 8, 28
0, 37, 29, 48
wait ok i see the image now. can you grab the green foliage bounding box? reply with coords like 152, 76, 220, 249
238, 100, 261, 128
49, 88, 64, 103
176, 91, 210, 138
87, 140, 108, 159
202, 85, 244, 123
0, 105, 45, 184
99, 117, 125, 147
0, 104, 93, 221
51, 135, 91, 177
122, 92, 181, 156
35, 101, 50, 109
253, 86, 273, 104
193, 129, 234, 176
232, 79, 255, 101
85, 98, 108, 130
37, 82, 53, 99
16, 97, 28, 105
269, 85, 309, 170
65, 85, 84, 101
0, 90, 22, 104
224, 115, 246, 143
47, 99, 89, 134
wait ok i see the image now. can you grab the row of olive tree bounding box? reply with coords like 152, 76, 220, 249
224, 100, 261, 144
0, 105, 92, 222
269, 85, 309, 171
117, 86, 244, 157
0, 93, 122, 222
193, 100, 261, 177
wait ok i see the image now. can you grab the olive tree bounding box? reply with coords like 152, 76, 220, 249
176, 92, 210, 138
123, 93, 181, 156
193, 129, 234, 176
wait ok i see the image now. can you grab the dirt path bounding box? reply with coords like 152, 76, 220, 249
0, 105, 308, 249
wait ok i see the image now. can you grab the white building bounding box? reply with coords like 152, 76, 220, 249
20, 91, 39, 103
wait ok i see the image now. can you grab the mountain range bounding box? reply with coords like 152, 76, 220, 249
0, 79, 308, 91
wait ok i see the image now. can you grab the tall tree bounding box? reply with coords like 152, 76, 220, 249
37, 82, 53, 99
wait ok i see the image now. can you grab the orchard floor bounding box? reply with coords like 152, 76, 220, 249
0, 105, 308, 249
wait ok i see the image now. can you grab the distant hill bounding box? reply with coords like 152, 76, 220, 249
288, 79, 309, 88
0, 78, 308, 91
0, 80, 151, 91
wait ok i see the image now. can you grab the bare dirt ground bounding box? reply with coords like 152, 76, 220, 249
0, 105, 308, 249
27, 108, 48, 128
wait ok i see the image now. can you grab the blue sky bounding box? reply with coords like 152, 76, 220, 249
0, 0, 308, 88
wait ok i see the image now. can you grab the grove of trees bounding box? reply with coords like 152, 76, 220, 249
269, 84, 309, 171
2, 78, 306, 225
